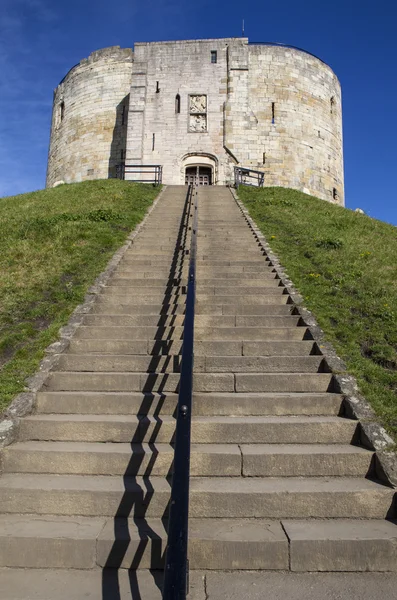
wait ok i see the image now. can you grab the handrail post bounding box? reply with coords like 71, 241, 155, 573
162, 184, 198, 600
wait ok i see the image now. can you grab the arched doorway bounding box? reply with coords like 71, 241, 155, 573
185, 165, 212, 186
180, 153, 218, 185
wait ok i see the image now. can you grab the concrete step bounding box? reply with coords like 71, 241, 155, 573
114, 270, 187, 279
73, 325, 309, 341
196, 279, 281, 287
196, 266, 277, 274
101, 287, 182, 298
35, 391, 179, 415
74, 326, 184, 340
58, 354, 323, 374
195, 356, 324, 373
97, 517, 288, 570
197, 294, 289, 305
68, 339, 318, 357
3, 442, 373, 478
42, 371, 181, 392
109, 277, 181, 287
197, 304, 294, 316
69, 338, 184, 355
57, 354, 182, 373
18, 415, 356, 444
3, 441, 241, 476
0, 515, 289, 571
41, 371, 333, 392
82, 314, 185, 327
0, 474, 393, 518
82, 315, 303, 328
198, 287, 286, 296
92, 302, 186, 315
240, 444, 373, 477
283, 519, 397, 572
195, 327, 309, 341
35, 391, 343, 416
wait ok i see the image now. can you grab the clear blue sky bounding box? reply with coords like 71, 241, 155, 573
1, 0, 396, 224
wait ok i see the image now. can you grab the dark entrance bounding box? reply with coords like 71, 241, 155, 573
185, 166, 212, 185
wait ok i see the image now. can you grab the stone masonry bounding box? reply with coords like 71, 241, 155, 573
46, 38, 344, 204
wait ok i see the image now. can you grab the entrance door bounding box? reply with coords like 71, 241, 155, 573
185, 166, 212, 185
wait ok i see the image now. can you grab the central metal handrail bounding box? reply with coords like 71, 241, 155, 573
162, 184, 198, 599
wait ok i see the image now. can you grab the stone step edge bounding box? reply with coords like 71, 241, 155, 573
0, 515, 396, 571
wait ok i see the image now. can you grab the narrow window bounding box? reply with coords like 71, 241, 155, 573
152, 133, 155, 151
121, 105, 126, 126
333, 187, 338, 200
60, 101, 65, 122
156, 81, 160, 93
120, 149, 125, 161
262, 152, 266, 165
330, 96, 335, 114
175, 94, 181, 114
211, 50, 217, 64
271, 102, 275, 124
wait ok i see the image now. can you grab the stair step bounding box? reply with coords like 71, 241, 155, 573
57, 354, 182, 373
283, 519, 397, 572
19, 415, 356, 444
35, 391, 179, 415
195, 327, 309, 341
35, 391, 343, 416
241, 444, 373, 477
196, 356, 324, 373
97, 517, 288, 570
42, 371, 181, 392
197, 294, 289, 305
0, 515, 288, 570
0, 475, 393, 518
82, 314, 302, 327
3, 442, 241, 476
57, 354, 324, 373
74, 326, 184, 340
69, 338, 184, 355
93, 302, 186, 315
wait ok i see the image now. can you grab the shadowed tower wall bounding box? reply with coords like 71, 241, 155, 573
46, 47, 133, 187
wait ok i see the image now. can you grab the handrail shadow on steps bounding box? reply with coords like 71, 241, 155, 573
101, 185, 196, 599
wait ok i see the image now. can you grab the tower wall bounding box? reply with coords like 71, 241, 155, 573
225, 44, 344, 203
46, 47, 133, 187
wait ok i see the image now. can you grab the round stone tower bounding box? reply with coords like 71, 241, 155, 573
46, 39, 344, 204
46, 46, 133, 187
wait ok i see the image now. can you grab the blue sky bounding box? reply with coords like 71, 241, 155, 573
1, 0, 396, 224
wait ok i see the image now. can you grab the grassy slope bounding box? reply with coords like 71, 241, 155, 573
0, 180, 159, 412
239, 186, 397, 442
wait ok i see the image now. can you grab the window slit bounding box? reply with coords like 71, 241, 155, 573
271, 102, 275, 124
152, 133, 155, 151
175, 94, 181, 114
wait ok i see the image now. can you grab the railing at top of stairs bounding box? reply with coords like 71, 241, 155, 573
234, 166, 265, 188
162, 184, 198, 600
116, 163, 163, 185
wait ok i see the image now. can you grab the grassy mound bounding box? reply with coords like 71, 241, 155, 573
0, 180, 159, 412
239, 186, 397, 442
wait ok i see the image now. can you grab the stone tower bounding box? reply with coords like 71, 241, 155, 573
47, 38, 344, 204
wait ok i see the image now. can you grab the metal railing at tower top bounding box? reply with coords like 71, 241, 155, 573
234, 166, 265, 188
162, 184, 198, 600
115, 163, 163, 185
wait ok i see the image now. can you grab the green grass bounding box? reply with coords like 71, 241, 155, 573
238, 186, 397, 441
0, 180, 159, 412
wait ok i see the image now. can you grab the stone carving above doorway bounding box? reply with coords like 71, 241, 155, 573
189, 95, 207, 132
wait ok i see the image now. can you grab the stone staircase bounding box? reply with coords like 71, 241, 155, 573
0, 186, 396, 588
